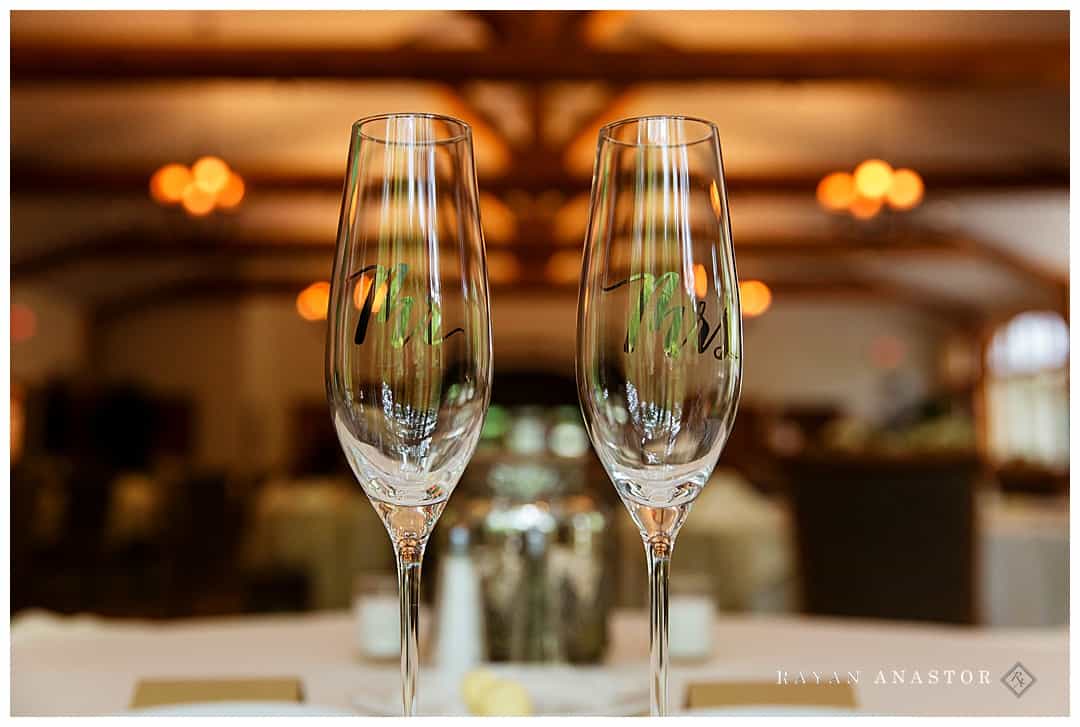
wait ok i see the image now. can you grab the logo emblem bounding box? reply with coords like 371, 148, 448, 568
1001, 662, 1035, 698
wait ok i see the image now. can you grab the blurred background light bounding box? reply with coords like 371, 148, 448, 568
548, 420, 589, 458
487, 251, 522, 285
853, 159, 894, 199
297, 281, 331, 321
352, 274, 386, 314
739, 279, 772, 317
11, 303, 37, 343
149, 163, 192, 204
545, 251, 583, 285
10, 384, 25, 464
192, 156, 231, 195
849, 194, 884, 220
216, 172, 246, 209
886, 168, 925, 210
180, 182, 216, 217
693, 263, 708, 298
819, 163, 922, 217
709, 180, 724, 218
152, 158, 244, 213
816, 171, 856, 212
479, 193, 517, 243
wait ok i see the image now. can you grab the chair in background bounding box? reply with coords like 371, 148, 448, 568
783, 453, 981, 625
242, 568, 311, 614
288, 402, 350, 478
161, 470, 249, 616
13, 462, 115, 616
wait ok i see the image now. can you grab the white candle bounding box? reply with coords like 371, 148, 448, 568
669, 594, 714, 661
354, 593, 399, 659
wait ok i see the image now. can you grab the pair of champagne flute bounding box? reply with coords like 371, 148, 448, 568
326, 113, 742, 717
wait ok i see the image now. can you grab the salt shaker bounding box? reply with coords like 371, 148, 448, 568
434, 525, 486, 677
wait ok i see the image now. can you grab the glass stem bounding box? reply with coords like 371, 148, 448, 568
395, 539, 425, 717
646, 536, 673, 717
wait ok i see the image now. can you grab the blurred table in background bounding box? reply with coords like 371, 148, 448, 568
235, 472, 1068, 628
615, 469, 794, 612
241, 478, 393, 610
12, 608, 1066, 716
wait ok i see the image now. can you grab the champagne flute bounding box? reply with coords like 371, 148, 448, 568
326, 113, 492, 716
575, 116, 742, 716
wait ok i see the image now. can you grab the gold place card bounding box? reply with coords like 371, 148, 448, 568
130, 678, 304, 709
686, 681, 857, 710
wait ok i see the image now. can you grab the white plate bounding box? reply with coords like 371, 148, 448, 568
129, 701, 354, 716
352, 666, 649, 716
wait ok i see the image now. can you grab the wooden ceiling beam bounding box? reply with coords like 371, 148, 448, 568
88, 273, 978, 327
946, 234, 1069, 290
861, 277, 979, 324
11, 165, 1069, 198
466, 11, 591, 47
14, 237, 325, 278
11, 229, 993, 279
12, 41, 1067, 86
91, 278, 309, 326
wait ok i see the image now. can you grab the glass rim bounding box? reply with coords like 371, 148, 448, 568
599, 115, 718, 148
352, 112, 472, 145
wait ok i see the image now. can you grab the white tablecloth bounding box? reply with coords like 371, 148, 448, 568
12, 609, 1066, 716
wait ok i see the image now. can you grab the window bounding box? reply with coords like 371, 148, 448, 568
985, 311, 1069, 470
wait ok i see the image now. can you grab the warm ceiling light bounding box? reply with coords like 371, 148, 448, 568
487, 252, 522, 284
150, 163, 192, 204
153, 159, 242, 213
693, 263, 709, 298
739, 280, 772, 318
11, 303, 37, 343
216, 172, 246, 209
849, 194, 883, 220
181, 183, 216, 217
885, 168, 924, 210
816, 172, 856, 212
297, 281, 331, 321
352, 275, 386, 314
853, 159, 894, 199
192, 156, 231, 195
546, 250, 583, 285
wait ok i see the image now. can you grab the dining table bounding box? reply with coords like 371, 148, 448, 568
12, 607, 1067, 716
